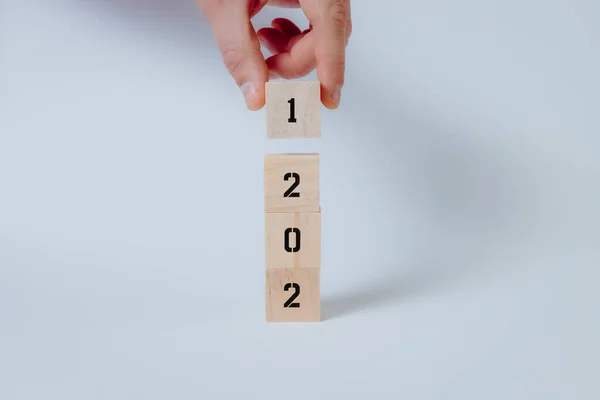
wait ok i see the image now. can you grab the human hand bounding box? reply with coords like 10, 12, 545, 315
196, 0, 351, 110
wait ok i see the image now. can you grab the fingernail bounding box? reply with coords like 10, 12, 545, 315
240, 81, 257, 106
332, 84, 343, 106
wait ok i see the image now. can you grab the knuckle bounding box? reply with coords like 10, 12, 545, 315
199, 0, 224, 19
345, 18, 352, 39
292, 68, 309, 79
221, 44, 247, 77
332, 59, 346, 75
283, 63, 312, 79
327, 0, 348, 26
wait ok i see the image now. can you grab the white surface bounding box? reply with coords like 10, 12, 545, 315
1, 0, 599, 398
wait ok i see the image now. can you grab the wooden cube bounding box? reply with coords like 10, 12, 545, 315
266, 81, 321, 139
264, 153, 319, 213
266, 267, 320, 322
265, 211, 321, 269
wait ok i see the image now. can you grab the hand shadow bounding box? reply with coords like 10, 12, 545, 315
321, 86, 531, 320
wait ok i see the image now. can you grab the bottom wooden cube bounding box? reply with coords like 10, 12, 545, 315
266, 267, 320, 322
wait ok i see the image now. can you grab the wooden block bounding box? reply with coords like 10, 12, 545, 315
266, 81, 321, 139
264, 153, 319, 213
265, 211, 321, 269
266, 267, 320, 322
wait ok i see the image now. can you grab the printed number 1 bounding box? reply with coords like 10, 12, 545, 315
288, 98, 297, 123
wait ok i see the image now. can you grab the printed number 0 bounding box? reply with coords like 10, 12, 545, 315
288, 98, 297, 123
284, 228, 301, 253
284, 172, 300, 198
284, 283, 300, 308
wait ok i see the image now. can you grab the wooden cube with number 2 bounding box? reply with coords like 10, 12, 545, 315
264, 153, 319, 213
266, 267, 320, 322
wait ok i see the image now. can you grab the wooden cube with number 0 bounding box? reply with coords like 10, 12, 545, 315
266, 81, 321, 139
264, 153, 319, 213
265, 211, 321, 269
266, 267, 320, 322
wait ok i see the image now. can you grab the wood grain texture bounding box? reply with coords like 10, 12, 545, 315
266, 81, 321, 139
264, 153, 319, 213
265, 211, 321, 269
266, 267, 320, 322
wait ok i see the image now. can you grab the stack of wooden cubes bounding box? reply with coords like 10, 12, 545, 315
264, 81, 321, 322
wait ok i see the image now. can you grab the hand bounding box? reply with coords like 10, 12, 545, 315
196, 0, 352, 110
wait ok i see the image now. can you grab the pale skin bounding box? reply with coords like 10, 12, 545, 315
196, 0, 352, 110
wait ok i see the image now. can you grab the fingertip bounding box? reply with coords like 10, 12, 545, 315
251, 83, 267, 111
321, 96, 339, 110
331, 84, 343, 107
315, 55, 345, 108
246, 99, 265, 111
240, 78, 266, 111
319, 82, 343, 109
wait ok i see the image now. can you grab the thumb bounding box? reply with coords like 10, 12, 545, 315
207, 5, 268, 110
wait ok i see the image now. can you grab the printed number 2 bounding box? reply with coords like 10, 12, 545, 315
284, 172, 300, 198
288, 98, 297, 123
284, 283, 300, 308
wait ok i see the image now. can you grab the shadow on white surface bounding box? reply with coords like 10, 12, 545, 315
320, 97, 531, 319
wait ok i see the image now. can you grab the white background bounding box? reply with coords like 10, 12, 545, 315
1, 0, 599, 398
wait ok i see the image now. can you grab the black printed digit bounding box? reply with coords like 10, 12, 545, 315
283, 172, 300, 198
284, 228, 301, 253
288, 98, 297, 123
283, 283, 300, 308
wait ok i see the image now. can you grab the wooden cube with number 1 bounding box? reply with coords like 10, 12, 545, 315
266, 81, 321, 139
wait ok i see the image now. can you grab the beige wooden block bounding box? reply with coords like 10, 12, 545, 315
266, 267, 320, 322
264, 153, 319, 213
266, 81, 321, 139
265, 211, 321, 269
